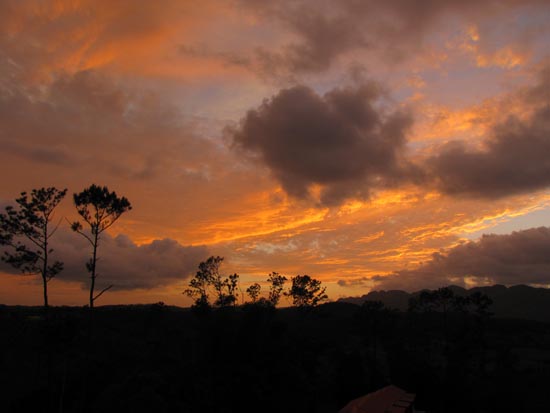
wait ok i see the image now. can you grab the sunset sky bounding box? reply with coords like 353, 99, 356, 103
2, 0, 550, 306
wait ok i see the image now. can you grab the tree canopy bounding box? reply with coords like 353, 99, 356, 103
71, 184, 131, 308
184, 256, 240, 309
286, 274, 328, 308
0, 187, 67, 307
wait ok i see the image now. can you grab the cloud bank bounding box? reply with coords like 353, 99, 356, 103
0, 228, 208, 290
428, 67, 550, 198
372, 227, 550, 291
238, 0, 549, 76
230, 63, 550, 205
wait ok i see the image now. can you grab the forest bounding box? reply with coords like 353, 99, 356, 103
2, 291, 550, 412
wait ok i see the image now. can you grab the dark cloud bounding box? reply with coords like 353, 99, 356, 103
179, 44, 252, 68
2, 141, 75, 166
256, 9, 367, 75
228, 83, 417, 205
239, 0, 549, 76
337, 277, 370, 288
0, 228, 208, 290
230, 63, 550, 205
427, 69, 550, 198
373, 227, 550, 291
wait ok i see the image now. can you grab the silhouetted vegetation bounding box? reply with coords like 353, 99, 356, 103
340, 285, 550, 322
183, 258, 330, 313
2, 294, 550, 412
286, 274, 328, 308
267, 271, 287, 306
184, 256, 241, 310
0, 187, 67, 307
71, 184, 131, 308
245, 282, 261, 302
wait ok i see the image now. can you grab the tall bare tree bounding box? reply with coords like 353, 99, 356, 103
0, 187, 67, 307
71, 184, 131, 308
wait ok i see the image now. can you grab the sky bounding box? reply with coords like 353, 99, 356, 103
1, 0, 550, 306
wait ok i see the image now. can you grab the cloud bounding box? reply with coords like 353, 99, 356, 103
372, 226, 550, 291
337, 277, 370, 288
254, 8, 367, 75
1, 141, 74, 166
1, 0, 547, 85
238, 0, 550, 76
229, 63, 550, 206
0, 0, 209, 84
0, 64, 293, 249
427, 67, 550, 198
0, 68, 220, 180
228, 82, 418, 205
0, 228, 209, 290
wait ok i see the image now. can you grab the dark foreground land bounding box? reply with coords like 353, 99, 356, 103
2, 302, 550, 413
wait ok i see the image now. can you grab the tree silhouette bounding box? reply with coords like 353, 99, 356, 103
0, 187, 67, 307
286, 274, 327, 308
409, 287, 459, 313
184, 256, 219, 310
71, 184, 131, 308
184, 256, 240, 308
409, 288, 492, 318
246, 283, 261, 303
267, 272, 287, 306
468, 292, 493, 318
216, 273, 239, 307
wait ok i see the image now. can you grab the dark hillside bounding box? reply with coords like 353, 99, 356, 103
2, 301, 550, 412
339, 285, 550, 322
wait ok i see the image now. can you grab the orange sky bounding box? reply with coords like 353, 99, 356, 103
2, 0, 550, 306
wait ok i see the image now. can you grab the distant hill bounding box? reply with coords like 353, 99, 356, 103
338, 284, 550, 322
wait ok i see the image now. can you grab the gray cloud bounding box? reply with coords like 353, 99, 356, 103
0, 228, 208, 290
238, 0, 549, 76
229, 63, 550, 205
373, 227, 550, 291
427, 67, 550, 198
337, 277, 370, 288
2, 140, 75, 166
255, 8, 367, 75
228, 83, 417, 205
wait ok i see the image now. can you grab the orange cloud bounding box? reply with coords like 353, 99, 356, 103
0, 0, 261, 85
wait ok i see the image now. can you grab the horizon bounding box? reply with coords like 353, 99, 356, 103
0, 282, 544, 309
2, 1, 550, 307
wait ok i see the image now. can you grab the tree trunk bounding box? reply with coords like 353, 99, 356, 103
43, 228, 49, 308
89, 232, 98, 308
43, 274, 49, 308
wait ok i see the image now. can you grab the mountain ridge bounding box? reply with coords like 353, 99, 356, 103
338, 284, 550, 322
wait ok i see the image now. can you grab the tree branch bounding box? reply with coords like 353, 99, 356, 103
48, 217, 64, 239
66, 218, 95, 246
99, 213, 121, 233
20, 232, 43, 250
93, 284, 113, 302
